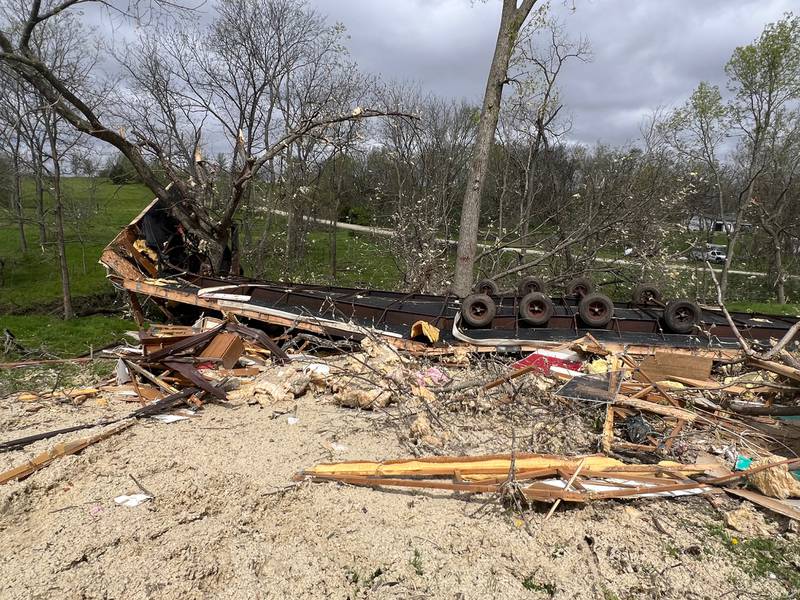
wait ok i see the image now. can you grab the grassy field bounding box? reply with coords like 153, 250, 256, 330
726, 301, 800, 317
0, 178, 152, 309
244, 223, 404, 290
0, 178, 152, 357
1, 176, 799, 359
1, 315, 134, 357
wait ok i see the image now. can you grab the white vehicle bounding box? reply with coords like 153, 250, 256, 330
707, 249, 727, 263
689, 247, 727, 263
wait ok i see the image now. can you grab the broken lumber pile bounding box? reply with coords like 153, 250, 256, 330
296, 452, 800, 507
0, 316, 288, 485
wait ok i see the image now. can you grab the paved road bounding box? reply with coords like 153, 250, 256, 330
268, 209, 797, 280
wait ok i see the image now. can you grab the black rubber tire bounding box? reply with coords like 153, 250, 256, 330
518, 276, 546, 297
474, 278, 499, 296
461, 294, 497, 328
565, 276, 594, 297
519, 292, 554, 327
663, 299, 700, 334
631, 283, 663, 305
578, 293, 614, 328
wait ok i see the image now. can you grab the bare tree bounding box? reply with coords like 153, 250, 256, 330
452, 0, 544, 297
44, 108, 73, 317
373, 85, 476, 291
500, 18, 590, 243
0, 0, 410, 274
0, 71, 28, 252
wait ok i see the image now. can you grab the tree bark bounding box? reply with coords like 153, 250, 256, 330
330, 164, 342, 278
34, 151, 47, 246
762, 218, 786, 304
11, 136, 27, 252
46, 114, 73, 320
452, 0, 538, 297
774, 239, 785, 304
720, 177, 754, 298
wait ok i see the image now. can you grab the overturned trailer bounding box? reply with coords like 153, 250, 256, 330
101, 200, 800, 356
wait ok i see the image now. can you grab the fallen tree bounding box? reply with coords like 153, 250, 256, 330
0, 0, 412, 273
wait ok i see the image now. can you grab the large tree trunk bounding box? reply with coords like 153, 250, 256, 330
452, 0, 538, 296
47, 115, 73, 320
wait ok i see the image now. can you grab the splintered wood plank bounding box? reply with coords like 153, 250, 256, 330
749, 358, 800, 383
613, 396, 697, 422
635, 351, 713, 383
724, 487, 800, 521
100, 247, 145, 281
602, 404, 614, 454
0, 421, 134, 485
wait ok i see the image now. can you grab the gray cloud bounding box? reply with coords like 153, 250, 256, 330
309, 0, 796, 146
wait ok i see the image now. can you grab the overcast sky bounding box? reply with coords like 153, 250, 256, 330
306, 0, 796, 147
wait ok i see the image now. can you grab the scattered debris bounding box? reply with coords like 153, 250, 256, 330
0, 421, 134, 484
748, 455, 800, 499
114, 493, 152, 508
4, 281, 800, 552
723, 505, 773, 537
1, 316, 288, 483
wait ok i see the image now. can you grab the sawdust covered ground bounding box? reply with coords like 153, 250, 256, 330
0, 363, 796, 600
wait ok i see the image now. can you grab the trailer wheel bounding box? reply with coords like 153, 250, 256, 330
461, 294, 497, 328
519, 292, 554, 327
631, 283, 662, 305
474, 278, 499, 296
663, 300, 700, 334
565, 276, 594, 297
578, 293, 614, 328
518, 276, 546, 297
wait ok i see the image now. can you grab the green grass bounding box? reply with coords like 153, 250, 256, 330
0, 177, 146, 358
246, 225, 404, 289
521, 575, 556, 595
409, 548, 424, 576
0, 315, 134, 358
706, 523, 800, 592
0, 177, 153, 310
726, 302, 800, 316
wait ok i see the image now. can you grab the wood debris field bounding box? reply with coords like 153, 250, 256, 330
2, 321, 800, 599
